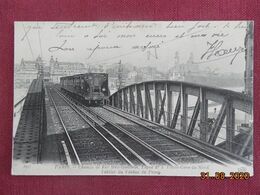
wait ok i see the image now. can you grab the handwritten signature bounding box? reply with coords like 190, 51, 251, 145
200, 40, 245, 64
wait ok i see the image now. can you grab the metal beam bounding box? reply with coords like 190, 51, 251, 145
129, 87, 132, 113
112, 94, 115, 107
187, 96, 200, 136
170, 93, 181, 129
145, 84, 153, 121
200, 88, 208, 141
157, 87, 167, 124
180, 84, 188, 133
135, 85, 138, 116
144, 83, 149, 119
119, 91, 123, 109
129, 86, 135, 114
123, 89, 128, 112
116, 92, 120, 108
226, 100, 235, 152
208, 100, 227, 145
110, 81, 252, 114
154, 83, 159, 122
166, 83, 173, 127
160, 89, 167, 124
109, 80, 252, 154
239, 129, 253, 156
233, 99, 252, 114
136, 85, 144, 117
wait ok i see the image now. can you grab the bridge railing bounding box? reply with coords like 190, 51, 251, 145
108, 80, 253, 158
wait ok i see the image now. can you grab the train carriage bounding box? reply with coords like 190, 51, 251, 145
60, 73, 109, 106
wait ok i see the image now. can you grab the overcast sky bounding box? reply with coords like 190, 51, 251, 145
14, 21, 249, 73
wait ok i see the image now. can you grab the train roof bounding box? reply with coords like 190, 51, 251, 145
60, 72, 108, 80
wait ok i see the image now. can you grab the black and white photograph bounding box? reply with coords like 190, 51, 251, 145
13, 21, 253, 176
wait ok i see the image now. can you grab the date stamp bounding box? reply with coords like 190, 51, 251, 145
200, 172, 250, 180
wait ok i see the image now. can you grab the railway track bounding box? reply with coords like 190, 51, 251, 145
56, 89, 179, 166
48, 87, 136, 166
57, 89, 227, 166
89, 106, 225, 165
50, 86, 182, 167
102, 105, 252, 165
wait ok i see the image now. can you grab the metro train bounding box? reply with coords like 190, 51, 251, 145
60, 73, 110, 106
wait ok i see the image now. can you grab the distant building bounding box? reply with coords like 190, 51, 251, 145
168, 52, 244, 88
109, 77, 118, 94
126, 67, 138, 85
49, 56, 87, 83
43, 65, 51, 82
138, 66, 165, 82
169, 52, 199, 81
15, 56, 44, 88
106, 60, 166, 92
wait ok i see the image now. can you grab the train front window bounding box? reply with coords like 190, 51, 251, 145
93, 86, 100, 92
93, 77, 100, 86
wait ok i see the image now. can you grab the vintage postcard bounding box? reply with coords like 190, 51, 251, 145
13, 21, 253, 176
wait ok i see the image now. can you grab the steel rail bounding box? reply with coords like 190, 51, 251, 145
103, 105, 230, 165
55, 89, 140, 167
105, 105, 253, 165
57, 90, 179, 166
48, 88, 82, 166
86, 106, 178, 166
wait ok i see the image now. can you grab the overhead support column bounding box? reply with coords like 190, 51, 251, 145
129, 86, 135, 114
199, 88, 208, 141
123, 89, 128, 112
239, 129, 253, 156
208, 100, 227, 145
112, 94, 115, 107
116, 92, 120, 108
157, 84, 167, 124
119, 91, 123, 109
145, 84, 153, 121
129, 87, 132, 113
226, 99, 235, 152
187, 96, 200, 136
166, 83, 173, 127
170, 93, 181, 129
135, 85, 139, 116
154, 82, 159, 122
144, 83, 149, 119
114, 92, 118, 107
136, 85, 144, 117
180, 84, 188, 134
